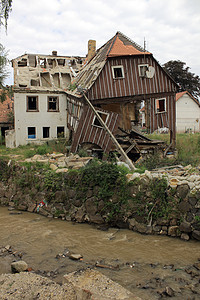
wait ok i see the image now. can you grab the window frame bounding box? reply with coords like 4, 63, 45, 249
111, 65, 125, 79
92, 111, 109, 128
57, 126, 65, 138
26, 96, 39, 112
27, 127, 36, 139
43, 127, 50, 139
47, 96, 59, 112
138, 64, 149, 77
155, 98, 167, 113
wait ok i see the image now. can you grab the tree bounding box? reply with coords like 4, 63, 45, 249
163, 60, 200, 99
0, 0, 12, 29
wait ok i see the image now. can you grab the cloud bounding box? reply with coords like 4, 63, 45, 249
1, 0, 200, 85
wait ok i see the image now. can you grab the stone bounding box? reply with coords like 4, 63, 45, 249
85, 197, 98, 215
168, 226, 179, 237
89, 214, 104, 224
69, 253, 83, 260
50, 164, 58, 170
75, 207, 85, 223
63, 269, 138, 300
176, 184, 189, 199
11, 261, 28, 273
181, 233, 190, 241
170, 219, 177, 226
179, 221, 192, 233
126, 172, 140, 182
192, 230, 200, 240
178, 201, 191, 213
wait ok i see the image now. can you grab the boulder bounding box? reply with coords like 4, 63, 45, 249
11, 261, 28, 273
179, 221, 192, 233
168, 226, 180, 237
181, 233, 190, 241
176, 184, 189, 199
192, 230, 200, 241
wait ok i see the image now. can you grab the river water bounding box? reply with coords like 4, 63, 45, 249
0, 207, 200, 299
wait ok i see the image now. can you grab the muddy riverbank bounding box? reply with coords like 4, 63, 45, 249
0, 207, 200, 299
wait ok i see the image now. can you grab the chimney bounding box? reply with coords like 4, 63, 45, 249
52, 51, 57, 56
88, 40, 96, 61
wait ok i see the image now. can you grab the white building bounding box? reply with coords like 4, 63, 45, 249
14, 89, 68, 147
176, 91, 200, 133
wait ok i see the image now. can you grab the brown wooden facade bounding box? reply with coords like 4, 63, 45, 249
66, 32, 178, 154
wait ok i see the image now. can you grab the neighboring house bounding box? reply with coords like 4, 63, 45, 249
10, 51, 86, 147
176, 91, 200, 133
0, 90, 14, 139
66, 31, 178, 156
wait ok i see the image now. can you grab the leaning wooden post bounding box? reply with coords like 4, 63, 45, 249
81, 91, 136, 171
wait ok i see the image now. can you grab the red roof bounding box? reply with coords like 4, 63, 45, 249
176, 91, 199, 105
0, 90, 14, 123
107, 36, 150, 57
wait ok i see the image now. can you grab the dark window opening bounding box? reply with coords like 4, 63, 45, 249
93, 112, 108, 128
43, 127, 50, 138
18, 59, 27, 67
57, 127, 64, 138
28, 127, 36, 139
40, 58, 46, 68
156, 98, 166, 113
48, 96, 59, 111
57, 59, 65, 66
27, 96, 38, 111
112, 66, 124, 79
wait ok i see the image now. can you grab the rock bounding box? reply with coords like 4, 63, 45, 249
176, 184, 189, 199
11, 261, 28, 273
63, 269, 138, 300
50, 164, 58, 171
126, 172, 140, 182
85, 197, 98, 215
89, 214, 104, 224
5, 245, 11, 251
179, 221, 192, 233
69, 253, 83, 260
192, 230, 200, 240
165, 286, 175, 297
168, 226, 179, 237
56, 168, 68, 173
178, 201, 191, 213
181, 233, 190, 241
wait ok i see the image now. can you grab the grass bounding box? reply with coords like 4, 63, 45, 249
0, 140, 68, 161
1, 133, 200, 168
145, 132, 200, 167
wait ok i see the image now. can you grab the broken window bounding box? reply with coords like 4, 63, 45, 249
39, 58, 46, 68
57, 59, 65, 66
31, 79, 40, 86
48, 96, 59, 111
111, 65, 124, 79
43, 127, 50, 138
57, 126, 64, 138
138, 64, 149, 77
27, 96, 38, 111
28, 127, 36, 139
18, 58, 27, 67
155, 98, 166, 113
92, 111, 108, 128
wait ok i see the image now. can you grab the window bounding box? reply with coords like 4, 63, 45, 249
43, 127, 50, 138
138, 64, 149, 77
48, 96, 59, 111
28, 127, 36, 139
27, 96, 38, 111
92, 111, 108, 128
111, 65, 124, 79
57, 126, 64, 138
155, 98, 166, 113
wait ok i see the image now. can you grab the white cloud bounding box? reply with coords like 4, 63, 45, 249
1, 0, 200, 85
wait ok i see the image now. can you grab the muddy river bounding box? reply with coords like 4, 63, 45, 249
0, 207, 200, 299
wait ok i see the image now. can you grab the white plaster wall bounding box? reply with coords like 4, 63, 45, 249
14, 92, 68, 146
176, 94, 200, 133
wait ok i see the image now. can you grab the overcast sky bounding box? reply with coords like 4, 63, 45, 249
1, 0, 200, 85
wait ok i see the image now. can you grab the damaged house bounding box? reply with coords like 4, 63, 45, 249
66, 32, 178, 161
10, 51, 85, 147
9, 32, 178, 163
